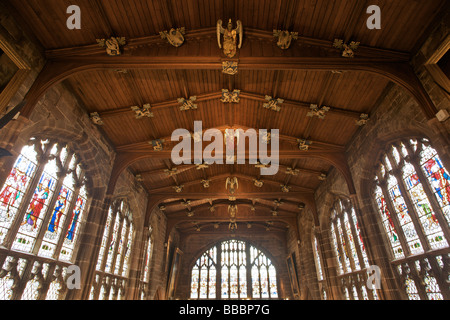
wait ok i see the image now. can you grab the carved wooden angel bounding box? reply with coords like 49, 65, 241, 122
226, 176, 239, 194
217, 19, 243, 58
228, 204, 238, 218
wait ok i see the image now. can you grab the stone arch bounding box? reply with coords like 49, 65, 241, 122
14, 117, 114, 194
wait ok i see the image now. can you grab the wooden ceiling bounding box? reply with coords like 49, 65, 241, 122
6, 0, 447, 235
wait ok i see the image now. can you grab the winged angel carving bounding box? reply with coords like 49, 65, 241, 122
226, 177, 239, 194
217, 19, 243, 58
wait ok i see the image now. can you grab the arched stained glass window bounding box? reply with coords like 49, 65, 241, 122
331, 199, 368, 275
190, 240, 279, 300
0, 139, 88, 260
0, 138, 90, 300
92, 199, 134, 300
330, 198, 378, 300
373, 138, 450, 300
96, 199, 133, 276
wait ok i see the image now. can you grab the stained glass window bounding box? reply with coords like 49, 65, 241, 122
330, 199, 367, 275
92, 199, 133, 300
373, 138, 450, 300
330, 198, 379, 300
0, 144, 37, 244
142, 227, 153, 283
190, 240, 278, 300
0, 139, 89, 262
0, 139, 91, 301
313, 233, 327, 299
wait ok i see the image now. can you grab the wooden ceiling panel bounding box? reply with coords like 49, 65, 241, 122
7, 0, 446, 53
6, 1, 445, 230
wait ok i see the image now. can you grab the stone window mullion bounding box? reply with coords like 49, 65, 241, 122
407, 260, 429, 300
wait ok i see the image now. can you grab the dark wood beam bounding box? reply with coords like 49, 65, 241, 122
92, 90, 363, 120
145, 172, 315, 194
21, 56, 436, 121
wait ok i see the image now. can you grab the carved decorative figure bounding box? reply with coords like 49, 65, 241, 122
201, 179, 210, 188
286, 167, 300, 176
209, 205, 216, 213
196, 163, 209, 170
333, 39, 360, 58
274, 200, 284, 207
261, 132, 271, 144
254, 179, 264, 188
221, 89, 240, 103
356, 113, 370, 126
131, 103, 153, 119
164, 168, 178, 176
90, 112, 104, 125
263, 95, 284, 112
271, 210, 278, 216
228, 204, 238, 219
255, 161, 270, 169
318, 173, 327, 181
307, 104, 330, 119
178, 96, 198, 111
96, 37, 126, 56
173, 185, 184, 193
149, 139, 165, 151
217, 19, 243, 58
135, 174, 143, 182
281, 184, 291, 193
226, 177, 239, 194
159, 27, 185, 47
273, 30, 298, 49
297, 139, 313, 151
222, 61, 238, 75
182, 200, 191, 207
187, 209, 195, 217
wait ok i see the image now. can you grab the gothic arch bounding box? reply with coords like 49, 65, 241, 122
188, 236, 280, 272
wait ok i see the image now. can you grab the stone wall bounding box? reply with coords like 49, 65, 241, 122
146, 206, 169, 300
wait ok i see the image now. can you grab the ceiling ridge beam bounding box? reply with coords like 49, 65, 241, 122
145, 172, 315, 194
45, 27, 410, 61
